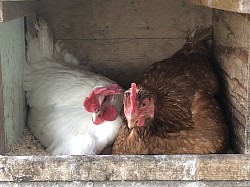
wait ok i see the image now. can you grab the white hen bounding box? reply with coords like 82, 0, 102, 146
24, 19, 124, 155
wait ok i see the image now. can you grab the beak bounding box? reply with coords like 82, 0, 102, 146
127, 119, 138, 129
127, 117, 145, 129
92, 110, 102, 122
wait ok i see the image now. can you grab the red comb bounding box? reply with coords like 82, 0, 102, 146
130, 83, 137, 115
83, 91, 98, 112
83, 84, 123, 113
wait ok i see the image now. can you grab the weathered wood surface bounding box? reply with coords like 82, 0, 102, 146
0, 0, 35, 22
213, 10, 250, 153
36, 0, 212, 87
190, 0, 250, 14
1, 181, 250, 187
0, 18, 27, 151
61, 39, 185, 86
0, 155, 249, 182
0, 55, 4, 155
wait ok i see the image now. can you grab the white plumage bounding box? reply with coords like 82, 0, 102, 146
24, 19, 123, 155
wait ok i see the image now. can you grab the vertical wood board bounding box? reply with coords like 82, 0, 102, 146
0, 18, 27, 151
0, 52, 4, 154
213, 10, 250, 153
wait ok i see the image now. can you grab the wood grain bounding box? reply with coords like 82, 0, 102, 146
190, 0, 250, 13
213, 10, 250, 153
0, 155, 249, 182
0, 54, 5, 154
61, 38, 185, 88
0, 1, 35, 22
0, 18, 27, 151
35, 0, 212, 87
1, 181, 250, 187
37, 0, 212, 39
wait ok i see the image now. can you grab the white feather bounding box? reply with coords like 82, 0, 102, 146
24, 18, 123, 155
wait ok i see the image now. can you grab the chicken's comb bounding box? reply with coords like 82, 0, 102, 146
83, 91, 98, 113
130, 83, 137, 113
84, 84, 123, 113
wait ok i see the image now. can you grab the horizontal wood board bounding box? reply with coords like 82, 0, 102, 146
0, 0, 35, 22
36, 0, 212, 87
1, 181, 250, 187
0, 155, 249, 182
190, 0, 250, 14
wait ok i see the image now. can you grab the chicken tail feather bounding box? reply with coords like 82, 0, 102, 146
174, 26, 212, 57
26, 18, 54, 64
185, 26, 212, 56
54, 41, 80, 66
188, 26, 212, 44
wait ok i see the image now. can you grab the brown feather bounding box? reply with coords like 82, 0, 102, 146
112, 26, 229, 154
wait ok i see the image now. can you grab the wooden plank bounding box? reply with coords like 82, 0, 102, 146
0, 18, 27, 151
0, 155, 249, 182
1, 181, 250, 187
2, 0, 34, 1
213, 10, 250, 153
35, 0, 212, 87
0, 54, 5, 154
60, 38, 185, 87
189, 0, 250, 14
37, 0, 212, 39
0, 0, 35, 23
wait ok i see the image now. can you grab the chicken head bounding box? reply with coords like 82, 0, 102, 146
124, 83, 154, 129
83, 84, 123, 125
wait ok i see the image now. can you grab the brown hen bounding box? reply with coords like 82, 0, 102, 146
112, 27, 229, 154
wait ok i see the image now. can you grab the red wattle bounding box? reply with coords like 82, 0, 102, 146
102, 106, 117, 121
137, 117, 145, 127
92, 106, 118, 125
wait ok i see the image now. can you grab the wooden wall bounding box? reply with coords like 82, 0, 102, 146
213, 10, 250, 153
36, 0, 212, 88
0, 18, 27, 152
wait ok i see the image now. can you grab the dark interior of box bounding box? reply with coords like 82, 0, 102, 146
5, 0, 249, 155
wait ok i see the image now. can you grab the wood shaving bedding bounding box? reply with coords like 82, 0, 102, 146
5, 129, 233, 155
5, 128, 48, 156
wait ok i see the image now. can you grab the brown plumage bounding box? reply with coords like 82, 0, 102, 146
112, 27, 229, 154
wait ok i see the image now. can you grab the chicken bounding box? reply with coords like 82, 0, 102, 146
24, 19, 124, 155
112, 27, 229, 154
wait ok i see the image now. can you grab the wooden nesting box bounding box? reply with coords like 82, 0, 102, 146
0, 0, 35, 154
1, 0, 250, 186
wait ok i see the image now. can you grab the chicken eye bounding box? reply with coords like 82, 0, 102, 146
103, 96, 108, 102
102, 96, 109, 104
141, 101, 147, 108
141, 98, 149, 108
102, 95, 114, 105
